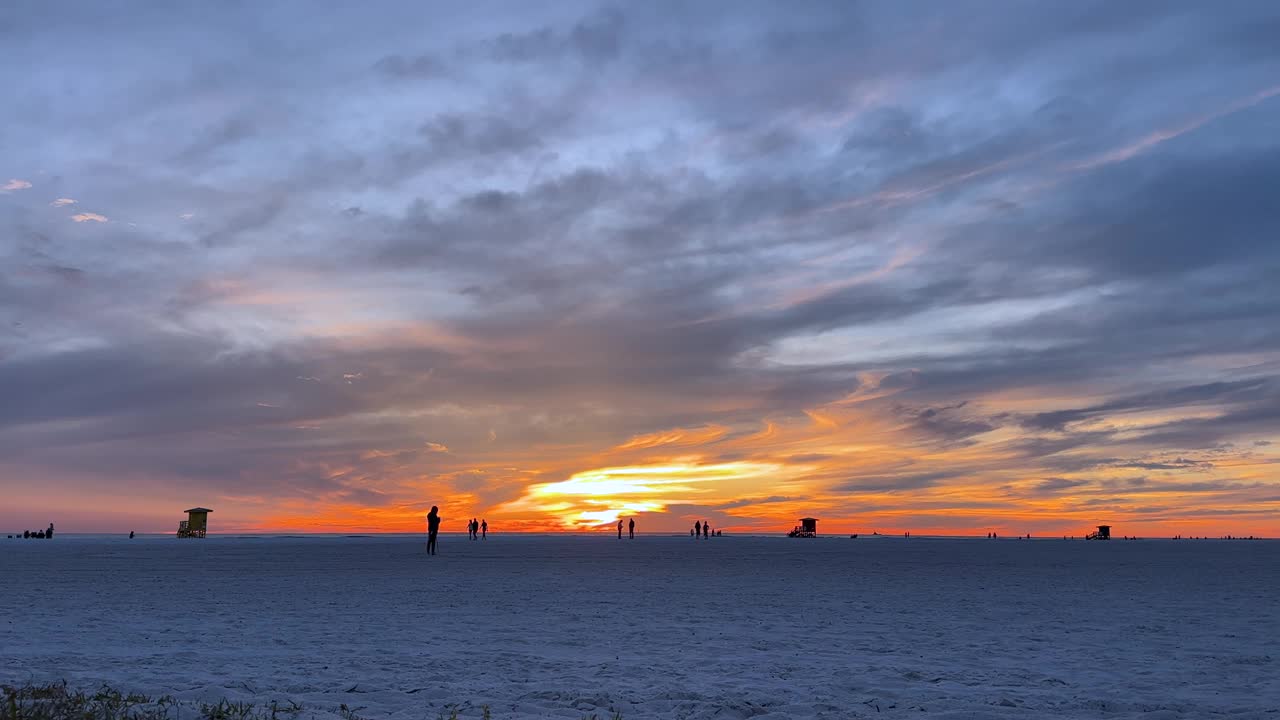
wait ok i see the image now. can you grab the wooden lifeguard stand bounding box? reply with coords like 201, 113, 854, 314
177, 507, 211, 538
788, 517, 818, 538
1086, 524, 1110, 540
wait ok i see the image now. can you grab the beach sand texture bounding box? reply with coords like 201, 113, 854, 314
2, 535, 1277, 719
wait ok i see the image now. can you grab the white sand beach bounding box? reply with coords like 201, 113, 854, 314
2, 535, 1277, 719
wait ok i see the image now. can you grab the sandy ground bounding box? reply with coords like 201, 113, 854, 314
2, 534, 1278, 719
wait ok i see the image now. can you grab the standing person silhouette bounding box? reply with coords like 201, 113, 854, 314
426, 506, 441, 555
694, 520, 702, 538
471, 517, 479, 540
702, 521, 709, 539
617, 519, 623, 539
628, 517, 635, 539
481, 519, 488, 539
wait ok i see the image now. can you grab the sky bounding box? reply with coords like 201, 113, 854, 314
2, 1, 1279, 536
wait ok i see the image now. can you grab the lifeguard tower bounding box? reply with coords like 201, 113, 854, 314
787, 517, 818, 538
177, 507, 212, 538
1086, 524, 1110, 540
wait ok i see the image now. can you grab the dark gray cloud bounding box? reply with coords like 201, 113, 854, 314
835, 471, 964, 494
1024, 380, 1271, 431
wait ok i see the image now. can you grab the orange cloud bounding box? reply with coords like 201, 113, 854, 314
615, 425, 729, 450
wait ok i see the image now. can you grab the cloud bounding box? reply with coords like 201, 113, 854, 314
2, 178, 32, 192
713, 495, 796, 511
70, 212, 108, 223
481, 8, 624, 64
373, 53, 447, 78
1032, 477, 1091, 494
1024, 380, 1271, 431
615, 425, 729, 451
50, 197, 76, 207
835, 471, 963, 494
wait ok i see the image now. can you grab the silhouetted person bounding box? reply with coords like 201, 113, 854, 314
628, 517, 635, 539
23, 531, 30, 539
702, 521, 709, 539
694, 521, 702, 538
426, 506, 441, 555
46, 523, 54, 539
481, 519, 487, 539
690, 528, 695, 537
617, 519, 623, 539
129, 531, 135, 539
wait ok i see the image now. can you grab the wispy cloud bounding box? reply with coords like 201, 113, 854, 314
2, 178, 32, 192
1072, 85, 1280, 172
70, 212, 108, 223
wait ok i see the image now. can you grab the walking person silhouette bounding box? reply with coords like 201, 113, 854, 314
481, 519, 487, 539
426, 506, 441, 555
617, 519, 623, 539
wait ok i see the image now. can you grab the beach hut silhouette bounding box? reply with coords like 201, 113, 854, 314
177, 507, 212, 538
1086, 525, 1110, 540
788, 517, 818, 538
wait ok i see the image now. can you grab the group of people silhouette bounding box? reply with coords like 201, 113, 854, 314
422, 508, 490, 556
616, 517, 635, 539
10, 523, 54, 539
692, 520, 719, 538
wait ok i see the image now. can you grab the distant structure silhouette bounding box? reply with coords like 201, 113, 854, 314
177, 508, 211, 538
788, 517, 818, 538
1086, 525, 1111, 540
426, 506, 441, 555
628, 517, 635, 539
